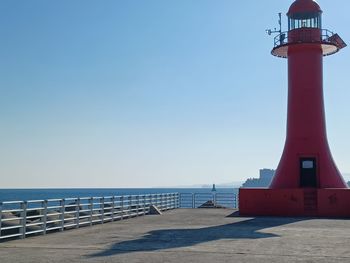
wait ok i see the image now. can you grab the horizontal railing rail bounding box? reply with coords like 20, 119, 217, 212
0, 193, 179, 241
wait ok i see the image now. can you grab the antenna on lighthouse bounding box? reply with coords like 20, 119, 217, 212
266, 13, 282, 35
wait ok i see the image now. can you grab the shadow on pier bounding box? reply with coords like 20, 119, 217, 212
88, 215, 306, 258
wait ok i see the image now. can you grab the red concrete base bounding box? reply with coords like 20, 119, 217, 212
239, 188, 350, 217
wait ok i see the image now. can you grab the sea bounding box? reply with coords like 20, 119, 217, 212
0, 188, 238, 202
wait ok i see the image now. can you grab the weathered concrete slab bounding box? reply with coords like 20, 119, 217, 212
1, 209, 350, 262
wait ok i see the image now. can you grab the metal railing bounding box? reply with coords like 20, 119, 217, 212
273, 29, 335, 48
179, 193, 238, 209
0, 192, 239, 242
0, 193, 179, 241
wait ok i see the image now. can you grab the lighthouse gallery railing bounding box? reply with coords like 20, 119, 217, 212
273, 29, 336, 48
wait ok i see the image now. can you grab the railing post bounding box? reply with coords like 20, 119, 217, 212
146, 194, 150, 213
157, 194, 163, 211
168, 193, 171, 209
101, 197, 105, 224
235, 193, 238, 209
143, 195, 146, 215
136, 195, 139, 216
162, 194, 164, 209
233, 194, 236, 209
179, 193, 182, 208
177, 193, 180, 208
164, 193, 169, 211
128, 196, 132, 218
0, 202, 3, 238
232, 193, 235, 208
171, 193, 174, 208
111, 196, 115, 221
43, 200, 48, 235
60, 199, 65, 232
173, 193, 176, 209
170, 193, 173, 209
120, 196, 124, 220
167, 193, 170, 209
172, 193, 174, 208
192, 193, 195, 208
162, 194, 165, 210
169, 193, 171, 209
20, 201, 27, 239
76, 198, 80, 228
89, 197, 93, 226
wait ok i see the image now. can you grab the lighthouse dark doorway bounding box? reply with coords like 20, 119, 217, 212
300, 158, 317, 188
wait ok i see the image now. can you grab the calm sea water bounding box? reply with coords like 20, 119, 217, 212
0, 188, 238, 202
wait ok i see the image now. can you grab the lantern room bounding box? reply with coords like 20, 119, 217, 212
287, 0, 322, 30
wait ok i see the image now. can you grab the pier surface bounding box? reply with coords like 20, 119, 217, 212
1, 209, 350, 262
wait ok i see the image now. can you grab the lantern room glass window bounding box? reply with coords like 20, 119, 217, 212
288, 12, 322, 30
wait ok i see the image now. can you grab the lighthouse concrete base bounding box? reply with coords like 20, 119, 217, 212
239, 188, 350, 217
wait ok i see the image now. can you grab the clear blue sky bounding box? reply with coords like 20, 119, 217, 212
0, 0, 349, 188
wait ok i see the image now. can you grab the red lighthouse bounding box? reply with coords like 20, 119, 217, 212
239, 0, 350, 217
271, 0, 347, 189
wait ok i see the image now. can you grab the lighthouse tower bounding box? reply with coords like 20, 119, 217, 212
270, 0, 347, 189
239, 0, 350, 217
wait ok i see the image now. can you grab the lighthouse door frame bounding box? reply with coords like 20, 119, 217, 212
300, 157, 318, 188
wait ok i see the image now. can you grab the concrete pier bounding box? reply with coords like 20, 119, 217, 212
1, 209, 350, 262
